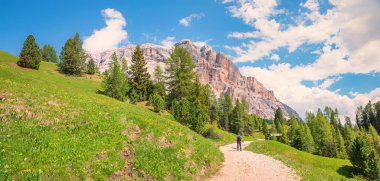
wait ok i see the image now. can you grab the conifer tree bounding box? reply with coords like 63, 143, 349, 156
274, 108, 284, 132
280, 126, 289, 144
376, 101, 380, 132
153, 64, 166, 97
301, 124, 315, 153
165, 47, 195, 105
59, 33, 86, 75
189, 100, 208, 134
230, 99, 244, 134
101, 53, 129, 101
87, 58, 96, 75
222, 94, 233, 131
121, 58, 128, 72
308, 110, 335, 157
332, 126, 347, 158
40, 44, 58, 63
17, 35, 42, 70
270, 119, 277, 140
369, 125, 380, 154
128, 46, 152, 101
288, 114, 301, 148
262, 120, 270, 140
349, 136, 380, 180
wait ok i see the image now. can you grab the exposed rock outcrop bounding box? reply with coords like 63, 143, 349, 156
87, 40, 300, 120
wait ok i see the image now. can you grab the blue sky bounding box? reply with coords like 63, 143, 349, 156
1, 0, 379, 118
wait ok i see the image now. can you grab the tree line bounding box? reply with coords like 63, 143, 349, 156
267, 102, 380, 180
17, 34, 97, 75
16, 34, 263, 136
100, 45, 265, 135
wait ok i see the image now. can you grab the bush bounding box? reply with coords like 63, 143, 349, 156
129, 89, 141, 104
149, 93, 165, 113
203, 126, 222, 140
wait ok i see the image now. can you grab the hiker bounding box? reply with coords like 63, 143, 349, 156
237, 133, 242, 151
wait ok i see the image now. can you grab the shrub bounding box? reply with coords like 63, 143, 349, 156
203, 126, 222, 140
129, 89, 141, 104
149, 93, 165, 113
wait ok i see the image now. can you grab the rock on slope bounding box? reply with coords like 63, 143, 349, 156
87, 40, 300, 120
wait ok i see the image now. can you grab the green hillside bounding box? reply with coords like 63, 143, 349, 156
0, 50, 235, 180
247, 140, 364, 181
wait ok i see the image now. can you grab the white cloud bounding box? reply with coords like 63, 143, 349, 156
319, 76, 342, 89
83, 8, 128, 52
161, 36, 176, 48
193, 39, 213, 48
227, 32, 260, 39
179, 13, 205, 27
302, 0, 319, 12
226, 0, 380, 119
221, 0, 234, 4
270, 54, 280, 61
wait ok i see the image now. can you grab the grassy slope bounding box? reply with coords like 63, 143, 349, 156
246, 140, 364, 181
0, 50, 233, 180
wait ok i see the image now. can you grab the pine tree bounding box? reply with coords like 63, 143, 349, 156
332, 126, 347, 158
172, 98, 191, 126
288, 114, 301, 148
262, 120, 270, 140
121, 58, 128, 74
343, 122, 356, 152
87, 58, 96, 75
189, 100, 208, 134
369, 125, 380, 154
128, 46, 152, 101
165, 47, 195, 105
59, 33, 86, 75
308, 110, 335, 157
153, 64, 166, 97
301, 124, 315, 153
280, 125, 289, 144
17, 35, 42, 70
222, 94, 233, 131
270, 119, 277, 140
101, 53, 129, 101
376, 101, 380, 133
40, 44, 58, 63
349, 136, 380, 180
274, 108, 284, 133
230, 99, 244, 134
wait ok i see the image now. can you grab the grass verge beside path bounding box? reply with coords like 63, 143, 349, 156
246, 140, 364, 181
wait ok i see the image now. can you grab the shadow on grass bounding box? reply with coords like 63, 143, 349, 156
337, 165, 355, 178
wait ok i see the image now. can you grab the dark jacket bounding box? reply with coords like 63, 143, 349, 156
237, 135, 242, 142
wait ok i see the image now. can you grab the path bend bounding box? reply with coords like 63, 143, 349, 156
210, 141, 300, 181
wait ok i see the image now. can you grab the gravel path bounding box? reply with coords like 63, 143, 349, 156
210, 141, 300, 181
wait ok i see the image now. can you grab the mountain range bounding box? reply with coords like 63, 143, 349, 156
87, 40, 300, 120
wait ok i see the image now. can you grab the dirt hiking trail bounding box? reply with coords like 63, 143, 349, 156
210, 141, 301, 181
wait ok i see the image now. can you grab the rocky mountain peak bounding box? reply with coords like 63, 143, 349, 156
87, 40, 300, 120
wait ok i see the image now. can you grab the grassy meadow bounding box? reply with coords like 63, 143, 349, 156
0, 50, 237, 180
246, 140, 365, 181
